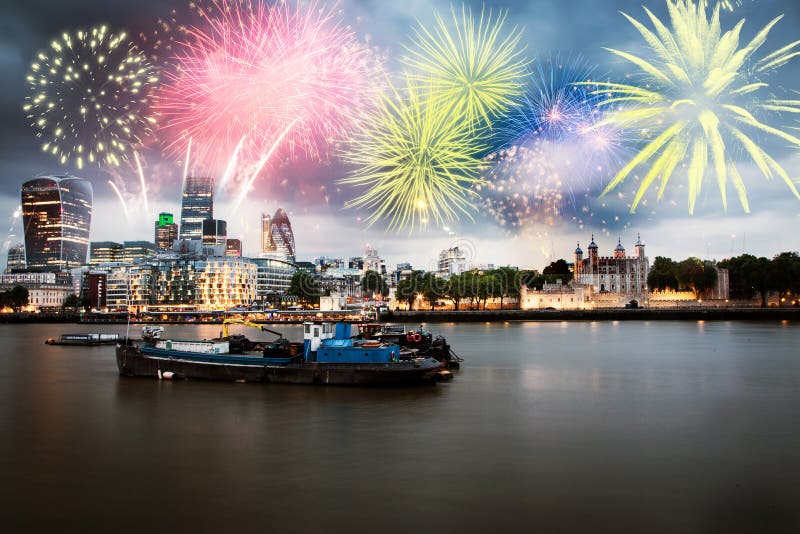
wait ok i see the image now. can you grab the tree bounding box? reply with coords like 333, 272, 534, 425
421, 273, 446, 310
288, 271, 320, 308
770, 252, 800, 305
647, 256, 679, 291
493, 267, 521, 310
9, 285, 29, 312
446, 274, 464, 310
676, 257, 717, 298
396, 271, 424, 310
542, 259, 573, 283
63, 294, 81, 311
720, 254, 771, 306
361, 270, 389, 298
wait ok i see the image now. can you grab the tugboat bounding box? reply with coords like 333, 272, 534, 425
116, 320, 446, 385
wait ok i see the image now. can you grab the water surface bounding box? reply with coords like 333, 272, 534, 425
2, 321, 798, 532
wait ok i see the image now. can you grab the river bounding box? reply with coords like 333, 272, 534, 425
2, 320, 798, 533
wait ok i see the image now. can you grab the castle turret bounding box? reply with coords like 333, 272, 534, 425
614, 237, 626, 259
574, 242, 583, 278
634, 233, 645, 259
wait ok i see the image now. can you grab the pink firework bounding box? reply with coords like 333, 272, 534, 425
156, 0, 380, 186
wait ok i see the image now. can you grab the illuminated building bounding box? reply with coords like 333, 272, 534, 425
179, 176, 213, 241
89, 241, 124, 265
574, 234, 649, 296
261, 213, 273, 254
5, 243, 26, 273
225, 239, 242, 258
437, 247, 466, 278
22, 175, 92, 271
363, 246, 384, 274
155, 259, 200, 306
252, 257, 296, 304
268, 208, 295, 263
122, 241, 155, 263
195, 258, 257, 309
202, 219, 227, 247
155, 212, 178, 252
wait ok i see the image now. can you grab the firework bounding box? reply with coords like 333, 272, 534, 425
107, 180, 131, 222
156, 0, 380, 181
590, 0, 800, 214
402, 4, 527, 129
340, 81, 486, 232
23, 25, 157, 169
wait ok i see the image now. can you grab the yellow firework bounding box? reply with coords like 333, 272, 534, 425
402, 5, 528, 129
23, 25, 157, 169
340, 81, 486, 232
590, 0, 800, 213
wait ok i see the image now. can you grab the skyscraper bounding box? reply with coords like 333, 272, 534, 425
179, 176, 213, 241
155, 212, 178, 252
5, 243, 26, 273
261, 213, 273, 254
22, 175, 92, 271
202, 219, 227, 247
268, 208, 295, 263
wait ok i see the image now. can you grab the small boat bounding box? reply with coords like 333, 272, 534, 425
46, 333, 122, 346
116, 320, 446, 386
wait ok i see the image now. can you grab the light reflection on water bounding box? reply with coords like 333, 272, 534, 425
1, 320, 799, 532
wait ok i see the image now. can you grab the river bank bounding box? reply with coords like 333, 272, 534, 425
383, 307, 800, 322
2, 307, 800, 324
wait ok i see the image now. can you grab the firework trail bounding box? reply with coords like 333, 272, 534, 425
23, 25, 158, 169
156, 0, 381, 187
107, 180, 131, 222
590, 0, 800, 214
341, 81, 486, 232
134, 151, 149, 217
402, 4, 527, 129
233, 118, 300, 212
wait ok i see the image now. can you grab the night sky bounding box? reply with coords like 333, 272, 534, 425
1, 0, 799, 269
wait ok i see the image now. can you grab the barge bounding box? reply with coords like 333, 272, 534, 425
47, 333, 121, 346
116, 321, 449, 386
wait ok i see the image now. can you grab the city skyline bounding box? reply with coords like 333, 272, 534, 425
1, 0, 799, 270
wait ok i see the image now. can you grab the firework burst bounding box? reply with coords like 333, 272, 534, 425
156, 0, 380, 182
23, 25, 158, 169
591, 0, 800, 214
402, 4, 528, 129
340, 81, 486, 232
477, 55, 632, 231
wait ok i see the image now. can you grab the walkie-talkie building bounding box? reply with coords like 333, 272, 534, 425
179, 176, 214, 241
22, 175, 92, 271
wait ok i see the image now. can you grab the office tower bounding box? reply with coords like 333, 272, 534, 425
89, 241, 124, 265
202, 219, 227, 247
268, 208, 295, 263
5, 243, 26, 273
179, 176, 213, 241
123, 241, 155, 263
22, 175, 92, 271
155, 212, 178, 252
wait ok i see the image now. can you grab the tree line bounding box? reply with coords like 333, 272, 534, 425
0, 286, 29, 312
647, 256, 718, 298
719, 252, 800, 307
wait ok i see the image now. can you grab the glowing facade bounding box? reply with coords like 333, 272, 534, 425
22, 175, 92, 272
155, 212, 178, 252
195, 258, 257, 309
268, 208, 295, 263
5, 243, 26, 273
261, 213, 273, 254
574, 234, 649, 296
179, 176, 214, 241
